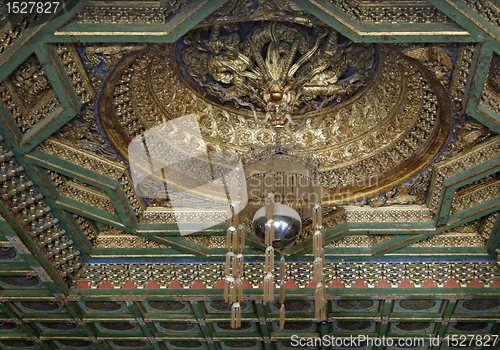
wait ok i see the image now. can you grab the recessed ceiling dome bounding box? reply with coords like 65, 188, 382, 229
99, 21, 451, 206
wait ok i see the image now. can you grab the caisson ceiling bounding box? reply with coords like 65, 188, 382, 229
0, 0, 500, 349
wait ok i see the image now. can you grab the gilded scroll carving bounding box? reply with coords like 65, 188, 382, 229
451, 172, 500, 214
96, 225, 166, 249
79, 260, 500, 289
326, 234, 393, 248
402, 45, 454, 87
328, 0, 450, 23
70, 1, 190, 24
100, 38, 450, 206
0, 142, 82, 285
481, 53, 500, 115
0, 55, 62, 134
368, 168, 432, 207
54, 44, 96, 108
181, 22, 376, 127
47, 170, 118, 214
73, 215, 99, 246
37, 139, 145, 220
409, 213, 497, 249
450, 44, 475, 118
428, 136, 500, 214
198, 0, 316, 27
0, 13, 43, 56
462, 0, 500, 30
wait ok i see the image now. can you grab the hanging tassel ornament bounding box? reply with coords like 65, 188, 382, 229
265, 192, 275, 220
312, 203, 323, 229
238, 224, 245, 254
263, 273, 274, 303
313, 230, 323, 257
226, 226, 237, 251
265, 220, 275, 247
279, 303, 286, 330
279, 256, 286, 281
225, 252, 234, 277
234, 254, 244, 279
279, 280, 285, 304
313, 257, 324, 284
265, 246, 274, 274
315, 282, 326, 321
236, 278, 243, 302
231, 302, 241, 328
224, 276, 234, 303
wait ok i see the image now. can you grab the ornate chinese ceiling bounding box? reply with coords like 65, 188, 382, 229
1, 0, 500, 349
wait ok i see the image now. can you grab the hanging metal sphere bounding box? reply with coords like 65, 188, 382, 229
252, 203, 302, 249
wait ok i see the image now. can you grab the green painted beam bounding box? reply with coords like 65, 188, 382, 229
189, 300, 217, 350
0, 214, 69, 295
57, 299, 106, 350
0, 303, 51, 349
464, 42, 493, 117
436, 155, 500, 226
126, 302, 162, 350
427, 0, 487, 38
16, 46, 78, 153
51, 0, 228, 43
0, 101, 22, 143
26, 150, 121, 191
110, 185, 140, 230
476, 103, 500, 133
68, 286, 500, 299
56, 196, 127, 231
448, 196, 500, 227
436, 298, 457, 339
371, 232, 434, 257
151, 236, 209, 257
0, 0, 89, 81
319, 323, 329, 350
254, 300, 272, 350
290, 220, 435, 258
375, 297, 392, 350
429, 0, 500, 43
291, 0, 474, 43
486, 213, 500, 256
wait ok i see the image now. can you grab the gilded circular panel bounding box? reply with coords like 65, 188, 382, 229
0, 247, 16, 260
99, 22, 451, 206
84, 301, 121, 311
169, 341, 203, 348
337, 299, 374, 309
395, 322, 430, 331
21, 301, 59, 311
0, 276, 38, 287
57, 340, 91, 348
113, 340, 146, 347
399, 299, 436, 311
0, 322, 17, 330
216, 321, 252, 330
224, 340, 258, 348
272, 300, 310, 311
1, 340, 35, 348
462, 299, 499, 311
211, 300, 248, 311
40, 322, 77, 330
99, 322, 135, 331
337, 321, 371, 331
452, 322, 488, 332
148, 300, 185, 311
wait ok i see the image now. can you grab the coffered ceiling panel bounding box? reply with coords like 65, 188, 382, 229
1, 0, 500, 349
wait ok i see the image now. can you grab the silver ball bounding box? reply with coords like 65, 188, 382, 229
252, 203, 302, 249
